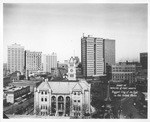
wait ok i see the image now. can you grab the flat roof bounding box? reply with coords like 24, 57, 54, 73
4, 86, 29, 93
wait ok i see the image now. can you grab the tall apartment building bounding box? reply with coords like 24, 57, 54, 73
140, 52, 148, 69
7, 43, 24, 74
24, 50, 42, 73
104, 39, 115, 72
42, 53, 57, 73
81, 35, 115, 77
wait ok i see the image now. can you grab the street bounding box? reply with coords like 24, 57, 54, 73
120, 97, 145, 118
4, 97, 34, 115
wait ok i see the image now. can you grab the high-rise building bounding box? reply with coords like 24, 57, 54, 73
7, 43, 24, 74
25, 50, 42, 73
42, 53, 57, 73
81, 35, 104, 77
104, 39, 115, 72
81, 35, 116, 77
140, 52, 148, 69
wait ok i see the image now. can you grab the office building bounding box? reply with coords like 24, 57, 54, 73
140, 52, 148, 69
104, 39, 115, 73
112, 63, 136, 84
25, 50, 42, 74
7, 43, 24, 74
42, 53, 57, 73
81, 35, 104, 77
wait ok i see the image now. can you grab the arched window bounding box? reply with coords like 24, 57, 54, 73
45, 98, 47, 102
41, 98, 43, 101
51, 96, 56, 101
66, 96, 70, 102
58, 96, 64, 101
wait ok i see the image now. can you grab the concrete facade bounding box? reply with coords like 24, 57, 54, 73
81, 36, 104, 77
112, 63, 136, 84
7, 43, 24, 74
104, 39, 115, 73
42, 53, 57, 73
25, 50, 42, 73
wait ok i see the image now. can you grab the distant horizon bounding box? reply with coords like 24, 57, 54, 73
3, 3, 148, 63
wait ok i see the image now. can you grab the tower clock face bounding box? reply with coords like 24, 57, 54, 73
70, 69, 73, 72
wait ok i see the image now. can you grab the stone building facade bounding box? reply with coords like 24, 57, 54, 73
34, 79, 91, 117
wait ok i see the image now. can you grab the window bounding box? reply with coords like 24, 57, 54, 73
41, 98, 43, 101
74, 100, 76, 102
70, 74, 74, 77
45, 91, 47, 95
78, 106, 80, 111
41, 91, 43, 95
74, 92, 76, 95
78, 100, 80, 102
45, 98, 47, 102
78, 92, 80, 95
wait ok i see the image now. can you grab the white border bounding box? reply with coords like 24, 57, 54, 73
0, 0, 149, 122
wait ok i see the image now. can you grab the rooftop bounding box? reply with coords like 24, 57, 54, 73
4, 86, 29, 93
37, 80, 90, 94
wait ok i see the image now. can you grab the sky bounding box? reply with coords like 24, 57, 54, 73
3, 3, 148, 63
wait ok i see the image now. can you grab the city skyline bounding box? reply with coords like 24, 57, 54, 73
3, 3, 148, 63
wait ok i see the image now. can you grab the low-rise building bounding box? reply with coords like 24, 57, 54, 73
10, 71, 21, 82
4, 86, 30, 103
34, 79, 91, 118
8, 80, 42, 92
